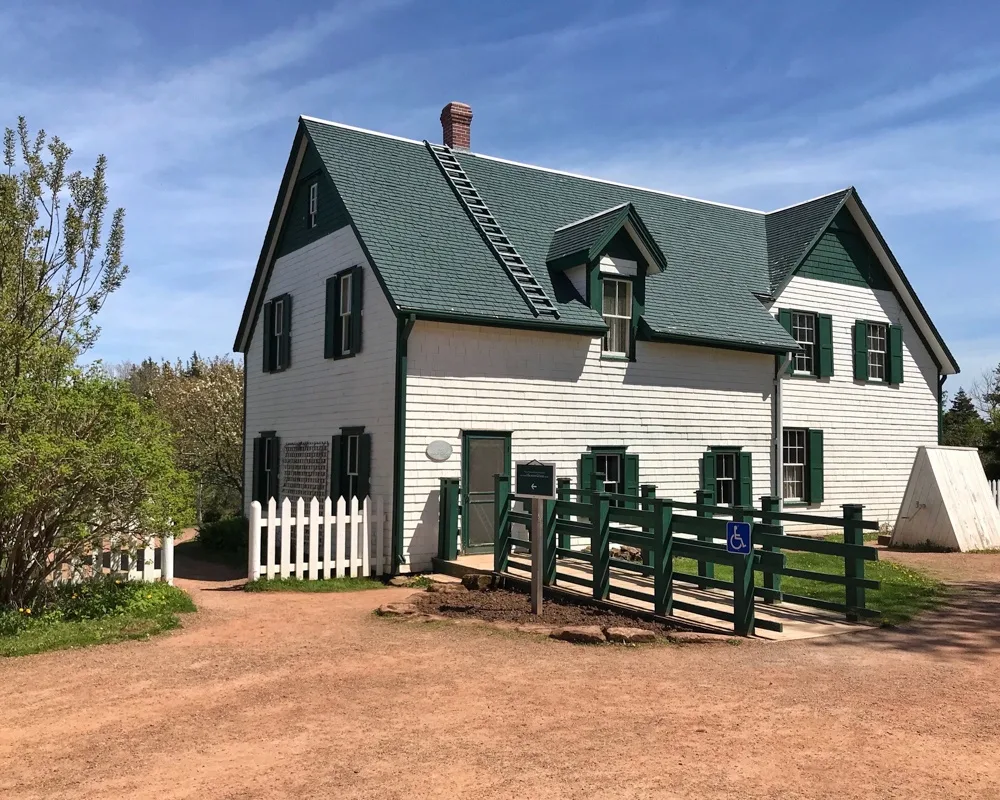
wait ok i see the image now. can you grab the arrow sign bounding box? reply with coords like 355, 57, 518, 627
515, 461, 556, 500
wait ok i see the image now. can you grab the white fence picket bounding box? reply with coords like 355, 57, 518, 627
163, 535, 174, 585
308, 497, 320, 581
295, 497, 306, 580
247, 495, 384, 583
279, 498, 292, 579
266, 497, 277, 579
334, 497, 345, 578
323, 497, 333, 579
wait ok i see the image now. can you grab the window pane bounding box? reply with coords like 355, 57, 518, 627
601, 279, 632, 357
791, 312, 815, 373
340, 276, 351, 314
274, 301, 283, 335
782, 429, 806, 500
867, 323, 887, 379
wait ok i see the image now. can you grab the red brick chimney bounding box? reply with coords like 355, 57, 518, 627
440, 102, 473, 149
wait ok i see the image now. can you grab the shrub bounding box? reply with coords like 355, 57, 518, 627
197, 515, 248, 555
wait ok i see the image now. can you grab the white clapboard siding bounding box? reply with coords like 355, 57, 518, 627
249, 496, 385, 581
403, 320, 775, 571
49, 536, 175, 586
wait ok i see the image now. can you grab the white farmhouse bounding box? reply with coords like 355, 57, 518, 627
233, 102, 959, 573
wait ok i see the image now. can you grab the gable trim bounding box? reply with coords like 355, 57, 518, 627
234, 120, 401, 353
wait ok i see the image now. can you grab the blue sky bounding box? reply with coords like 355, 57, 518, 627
3, 0, 998, 389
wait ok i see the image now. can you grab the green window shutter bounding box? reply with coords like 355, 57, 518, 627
738, 451, 753, 507
623, 452, 639, 509
888, 324, 904, 385
351, 266, 364, 354
252, 437, 264, 504
699, 454, 716, 505
806, 429, 824, 505
777, 308, 792, 335
330, 435, 344, 500
579, 452, 596, 493
269, 436, 281, 502
357, 433, 372, 499
324, 277, 336, 359
817, 314, 834, 378
278, 295, 292, 370
587, 264, 602, 314
262, 301, 274, 373
853, 321, 868, 381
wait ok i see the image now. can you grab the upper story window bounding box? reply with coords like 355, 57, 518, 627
325, 266, 363, 359
867, 322, 887, 381
602, 278, 632, 358
308, 182, 318, 229
791, 312, 816, 374
262, 294, 291, 373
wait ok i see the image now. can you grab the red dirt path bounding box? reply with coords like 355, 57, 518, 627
2, 551, 999, 800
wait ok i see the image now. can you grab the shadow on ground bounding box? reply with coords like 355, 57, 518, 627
813, 581, 1000, 660
172, 541, 245, 582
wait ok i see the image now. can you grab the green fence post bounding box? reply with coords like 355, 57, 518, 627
760, 495, 782, 604
494, 474, 511, 574
591, 472, 610, 601
731, 506, 755, 636
652, 499, 673, 616
557, 477, 571, 552
640, 484, 656, 567
543, 496, 557, 585
437, 478, 460, 561
843, 504, 865, 622
694, 489, 715, 588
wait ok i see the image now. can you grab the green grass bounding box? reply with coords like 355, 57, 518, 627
244, 576, 385, 593
673, 539, 946, 626
0, 581, 196, 658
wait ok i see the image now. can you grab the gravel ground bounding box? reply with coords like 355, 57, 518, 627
2, 551, 999, 800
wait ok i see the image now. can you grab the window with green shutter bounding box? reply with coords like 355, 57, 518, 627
776, 308, 833, 378
853, 320, 903, 385
579, 447, 637, 506
330, 426, 371, 500
326, 266, 364, 359
700, 447, 752, 507
782, 428, 823, 505
261, 295, 291, 374
252, 431, 280, 504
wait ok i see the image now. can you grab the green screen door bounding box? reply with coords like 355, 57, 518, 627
461, 433, 510, 553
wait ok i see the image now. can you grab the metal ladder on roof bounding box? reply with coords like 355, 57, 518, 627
425, 141, 559, 319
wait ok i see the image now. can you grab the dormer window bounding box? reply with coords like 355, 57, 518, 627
308, 183, 318, 229
602, 278, 632, 357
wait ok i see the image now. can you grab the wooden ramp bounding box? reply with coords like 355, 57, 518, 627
440, 553, 863, 642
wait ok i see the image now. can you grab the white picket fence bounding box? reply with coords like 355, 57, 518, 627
249, 496, 385, 581
991, 479, 999, 510
50, 536, 175, 586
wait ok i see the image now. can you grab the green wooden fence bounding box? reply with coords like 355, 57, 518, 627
493, 473, 881, 636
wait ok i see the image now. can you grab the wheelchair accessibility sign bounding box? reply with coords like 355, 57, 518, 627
726, 521, 752, 554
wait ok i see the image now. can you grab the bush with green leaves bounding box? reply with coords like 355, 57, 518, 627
0, 117, 194, 609
197, 515, 249, 555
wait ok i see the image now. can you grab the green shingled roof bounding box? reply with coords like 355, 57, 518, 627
242, 118, 877, 354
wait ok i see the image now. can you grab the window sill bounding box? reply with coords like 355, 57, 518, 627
788, 372, 819, 380
600, 354, 631, 362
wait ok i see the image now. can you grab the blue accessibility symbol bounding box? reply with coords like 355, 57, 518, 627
726, 521, 752, 554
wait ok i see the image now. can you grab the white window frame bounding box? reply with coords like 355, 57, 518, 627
602, 278, 632, 358
867, 322, 887, 381
339, 272, 353, 355
791, 311, 816, 374
273, 298, 284, 337
715, 451, 736, 506
346, 433, 359, 500
308, 183, 318, 229
782, 429, 807, 502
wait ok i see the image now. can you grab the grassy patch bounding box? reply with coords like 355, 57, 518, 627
0, 579, 195, 658
673, 541, 946, 626
244, 576, 385, 593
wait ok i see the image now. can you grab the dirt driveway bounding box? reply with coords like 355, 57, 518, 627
2, 552, 1000, 800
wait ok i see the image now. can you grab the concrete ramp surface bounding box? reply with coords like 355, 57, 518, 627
892, 446, 1000, 551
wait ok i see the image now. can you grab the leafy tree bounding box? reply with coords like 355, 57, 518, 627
0, 118, 192, 607
114, 354, 244, 519
942, 389, 986, 448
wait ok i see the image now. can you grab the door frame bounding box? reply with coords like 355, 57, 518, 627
460, 430, 512, 554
